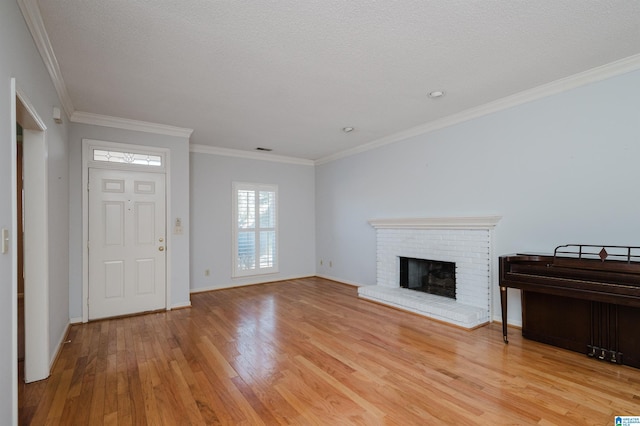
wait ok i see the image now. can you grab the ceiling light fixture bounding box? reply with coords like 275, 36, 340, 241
428, 90, 445, 98
342, 127, 354, 133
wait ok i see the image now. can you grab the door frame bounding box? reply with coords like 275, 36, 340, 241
82, 138, 171, 323
11, 79, 50, 390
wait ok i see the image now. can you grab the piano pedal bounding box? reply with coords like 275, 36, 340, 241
586, 346, 623, 364
610, 351, 623, 365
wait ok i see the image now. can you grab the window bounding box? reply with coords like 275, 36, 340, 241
93, 149, 162, 166
232, 182, 278, 277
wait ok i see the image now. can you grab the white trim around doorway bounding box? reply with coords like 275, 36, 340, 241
81, 138, 172, 323
11, 80, 51, 426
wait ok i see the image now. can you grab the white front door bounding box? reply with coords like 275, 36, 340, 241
88, 168, 166, 320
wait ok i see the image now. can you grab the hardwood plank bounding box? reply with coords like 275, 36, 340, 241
87, 368, 106, 425
20, 277, 640, 425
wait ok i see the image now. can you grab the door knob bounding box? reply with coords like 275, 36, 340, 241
159, 246, 165, 251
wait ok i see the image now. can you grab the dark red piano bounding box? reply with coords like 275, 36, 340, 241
500, 244, 640, 368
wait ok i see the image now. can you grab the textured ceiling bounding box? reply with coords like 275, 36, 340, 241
36, 0, 640, 160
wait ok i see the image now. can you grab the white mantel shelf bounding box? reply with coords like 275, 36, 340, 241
368, 216, 502, 230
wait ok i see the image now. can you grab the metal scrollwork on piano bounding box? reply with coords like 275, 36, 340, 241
500, 244, 640, 368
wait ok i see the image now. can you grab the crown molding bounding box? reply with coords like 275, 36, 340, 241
71, 111, 194, 138
369, 216, 502, 230
190, 144, 315, 166
18, 0, 193, 140
18, 0, 75, 119
316, 54, 640, 165
21, 0, 640, 163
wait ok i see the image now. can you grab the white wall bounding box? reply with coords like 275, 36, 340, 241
68, 123, 191, 318
190, 152, 316, 291
47, 110, 70, 369
0, 1, 70, 423
316, 69, 640, 325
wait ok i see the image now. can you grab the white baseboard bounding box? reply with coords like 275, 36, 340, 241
492, 313, 522, 328
315, 274, 366, 287
50, 321, 71, 370
69, 316, 83, 324
170, 301, 192, 310
190, 275, 314, 294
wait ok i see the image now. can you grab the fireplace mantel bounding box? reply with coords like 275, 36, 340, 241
369, 216, 501, 230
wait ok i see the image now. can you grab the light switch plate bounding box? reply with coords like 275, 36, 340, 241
174, 217, 183, 235
1, 228, 8, 254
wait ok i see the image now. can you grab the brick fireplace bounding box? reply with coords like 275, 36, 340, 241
358, 216, 501, 329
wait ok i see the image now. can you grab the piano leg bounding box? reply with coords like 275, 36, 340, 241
500, 286, 508, 344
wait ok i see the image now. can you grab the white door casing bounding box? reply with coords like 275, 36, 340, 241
13, 83, 50, 393
88, 168, 166, 320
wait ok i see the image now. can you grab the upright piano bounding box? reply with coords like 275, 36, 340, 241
500, 244, 640, 368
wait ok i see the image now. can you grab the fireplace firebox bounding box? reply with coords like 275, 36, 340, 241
399, 257, 456, 299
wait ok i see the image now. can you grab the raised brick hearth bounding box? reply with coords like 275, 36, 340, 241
358, 216, 501, 329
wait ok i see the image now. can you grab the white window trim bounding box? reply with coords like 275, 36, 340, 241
232, 182, 279, 278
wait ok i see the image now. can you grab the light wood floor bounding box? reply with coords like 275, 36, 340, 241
20, 277, 640, 425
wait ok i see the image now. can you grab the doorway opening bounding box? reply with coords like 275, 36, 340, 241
17, 126, 24, 364
15, 85, 50, 386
